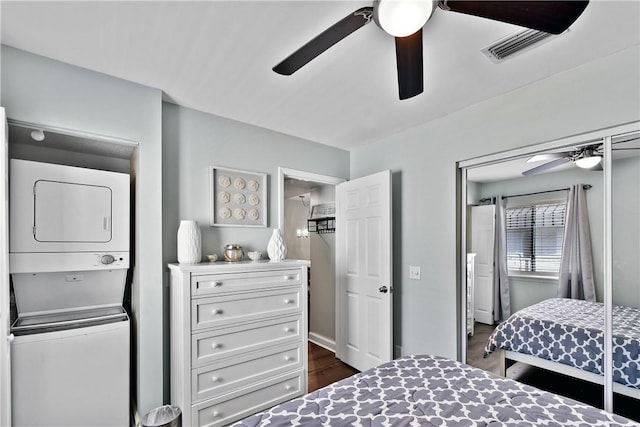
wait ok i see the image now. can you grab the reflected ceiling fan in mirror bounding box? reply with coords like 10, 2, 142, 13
273, 1, 589, 100
523, 136, 640, 176
523, 144, 604, 176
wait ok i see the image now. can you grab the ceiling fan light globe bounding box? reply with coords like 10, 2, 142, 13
575, 156, 602, 169
374, 0, 435, 37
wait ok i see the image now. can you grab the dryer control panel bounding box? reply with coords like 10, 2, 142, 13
10, 252, 130, 274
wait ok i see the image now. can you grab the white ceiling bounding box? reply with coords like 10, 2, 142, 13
1, 1, 639, 151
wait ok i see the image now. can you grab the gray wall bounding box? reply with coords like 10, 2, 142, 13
350, 46, 640, 359
309, 185, 336, 346
161, 103, 349, 397
612, 156, 640, 308
283, 194, 311, 261
161, 102, 349, 261
1, 45, 164, 416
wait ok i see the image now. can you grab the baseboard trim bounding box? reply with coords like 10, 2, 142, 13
308, 333, 335, 352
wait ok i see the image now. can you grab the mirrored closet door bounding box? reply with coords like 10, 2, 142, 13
609, 131, 640, 418
459, 122, 640, 421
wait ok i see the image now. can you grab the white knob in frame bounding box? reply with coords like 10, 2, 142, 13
284, 355, 294, 362
211, 309, 223, 315
211, 342, 221, 349
284, 327, 295, 333
211, 376, 220, 383
284, 299, 295, 305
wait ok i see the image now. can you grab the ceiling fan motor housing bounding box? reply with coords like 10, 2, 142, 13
373, 0, 437, 37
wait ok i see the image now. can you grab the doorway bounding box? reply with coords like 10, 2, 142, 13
280, 167, 394, 374
278, 167, 345, 352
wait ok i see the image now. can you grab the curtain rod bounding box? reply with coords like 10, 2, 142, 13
479, 184, 592, 204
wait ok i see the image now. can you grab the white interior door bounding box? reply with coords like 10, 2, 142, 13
336, 170, 392, 372
0, 107, 12, 426
471, 205, 495, 325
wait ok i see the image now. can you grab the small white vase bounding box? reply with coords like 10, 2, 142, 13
177, 220, 201, 264
267, 228, 287, 261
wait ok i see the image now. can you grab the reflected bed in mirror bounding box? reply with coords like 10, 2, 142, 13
484, 298, 640, 399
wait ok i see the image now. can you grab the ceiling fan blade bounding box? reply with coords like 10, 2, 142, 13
527, 152, 572, 163
439, 1, 589, 34
273, 7, 373, 75
522, 157, 570, 176
395, 29, 423, 100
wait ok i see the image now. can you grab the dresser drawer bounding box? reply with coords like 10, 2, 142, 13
192, 370, 304, 427
191, 269, 302, 297
192, 316, 301, 367
192, 288, 301, 330
192, 343, 303, 402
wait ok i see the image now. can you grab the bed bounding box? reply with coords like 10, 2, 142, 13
484, 298, 640, 399
231, 354, 637, 426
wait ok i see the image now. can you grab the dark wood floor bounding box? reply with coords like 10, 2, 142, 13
308, 341, 358, 392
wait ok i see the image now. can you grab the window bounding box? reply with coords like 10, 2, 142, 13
506, 202, 566, 275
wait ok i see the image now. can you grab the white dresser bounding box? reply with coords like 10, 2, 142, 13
168, 260, 309, 427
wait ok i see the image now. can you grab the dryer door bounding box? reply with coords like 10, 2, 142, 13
34, 180, 112, 243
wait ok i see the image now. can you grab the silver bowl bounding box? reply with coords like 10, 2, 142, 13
223, 244, 244, 262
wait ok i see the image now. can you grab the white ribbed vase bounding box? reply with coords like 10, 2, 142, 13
267, 228, 287, 261
177, 220, 201, 264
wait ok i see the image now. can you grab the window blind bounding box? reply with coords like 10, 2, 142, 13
506, 203, 566, 274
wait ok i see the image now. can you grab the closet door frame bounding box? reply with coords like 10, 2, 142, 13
457, 121, 640, 413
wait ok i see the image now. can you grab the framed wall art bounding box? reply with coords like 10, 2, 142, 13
210, 166, 267, 227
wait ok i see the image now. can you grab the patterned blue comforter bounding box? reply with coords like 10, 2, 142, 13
233, 355, 638, 426
485, 298, 640, 389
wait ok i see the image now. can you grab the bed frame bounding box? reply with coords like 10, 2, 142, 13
499, 349, 640, 399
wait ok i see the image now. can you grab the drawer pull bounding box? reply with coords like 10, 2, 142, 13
212, 410, 221, 418
284, 275, 296, 280
211, 342, 221, 349
211, 281, 222, 287
284, 299, 295, 305
211, 309, 223, 315
284, 355, 294, 362
211, 376, 220, 383
285, 384, 293, 391
284, 327, 295, 333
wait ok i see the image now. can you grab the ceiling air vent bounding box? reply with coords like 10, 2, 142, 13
481, 28, 561, 63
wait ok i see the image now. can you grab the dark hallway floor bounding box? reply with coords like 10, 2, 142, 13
307, 341, 358, 392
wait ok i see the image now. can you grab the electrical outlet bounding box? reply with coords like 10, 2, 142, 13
409, 266, 421, 280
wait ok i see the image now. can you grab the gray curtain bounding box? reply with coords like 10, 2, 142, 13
493, 196, 511, 322
558, 185, 596, 301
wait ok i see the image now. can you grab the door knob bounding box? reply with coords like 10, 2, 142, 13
379, 285, 388, 293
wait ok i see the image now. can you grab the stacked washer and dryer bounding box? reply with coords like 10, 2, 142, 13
8, 159, 130, 426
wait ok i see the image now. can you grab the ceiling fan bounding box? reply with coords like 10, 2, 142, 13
523, 134, 640, 176
273, 1, 590, 100
522, 145, 604, 176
